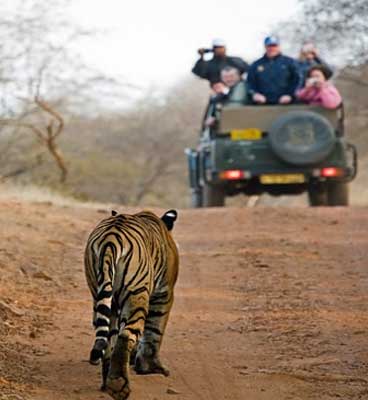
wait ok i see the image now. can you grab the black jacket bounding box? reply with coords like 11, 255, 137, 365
247, 54, 301, 104
192, 55, 249, 85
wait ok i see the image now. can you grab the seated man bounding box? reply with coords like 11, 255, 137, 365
204, 66, 248, 127
247, 36, 301, 105
192, 38, 249, 86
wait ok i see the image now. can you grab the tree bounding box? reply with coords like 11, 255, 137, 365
280, 0, 368, 67
39, 78, 209, 207
0, 0, 134, 115
0, 0, 133, 183
1, 98, 68, 182
111, 80, 209, 205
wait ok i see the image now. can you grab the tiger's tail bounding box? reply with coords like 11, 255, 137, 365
89, 242, 116, 365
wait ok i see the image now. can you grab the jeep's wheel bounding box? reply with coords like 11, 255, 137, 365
308, 184, 328, 206
203, 184, 225, 207
327, 182, 349, 206
191, 188, 203, 208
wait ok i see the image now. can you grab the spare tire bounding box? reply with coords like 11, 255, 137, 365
269, 110, 336, 165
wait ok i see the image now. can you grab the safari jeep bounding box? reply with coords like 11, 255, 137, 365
186, 104, 357, 207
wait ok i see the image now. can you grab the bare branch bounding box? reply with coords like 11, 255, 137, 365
35, 97, 64, 138
0, 167, 28, 182
0, 98, 67, 183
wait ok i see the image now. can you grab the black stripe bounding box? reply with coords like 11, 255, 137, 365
125, 327, 142, 337
96, 330, 109, 338
148, 300, 170, 306
144, 326, 163, 336
126, 315, 146, 326
126, 306, 148, 320
97, 290, 113, 300
131, 287, 149, 296
150, 291, 170, 300
148, 309, 168, 318
97, 304, 112, 317
96, 318, 110, 327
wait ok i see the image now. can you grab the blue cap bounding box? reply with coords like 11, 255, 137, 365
264, 36, 280, 46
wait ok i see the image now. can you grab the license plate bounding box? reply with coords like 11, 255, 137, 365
231, 128, 262, 141
260, 174, 305, 184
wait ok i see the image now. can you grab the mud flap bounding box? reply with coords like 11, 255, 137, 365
185, 148, 201, 190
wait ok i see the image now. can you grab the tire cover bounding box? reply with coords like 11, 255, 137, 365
269, 110, 336, 165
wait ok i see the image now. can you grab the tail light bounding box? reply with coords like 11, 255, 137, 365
320, 167, 345, 178
219, 170, 245, 180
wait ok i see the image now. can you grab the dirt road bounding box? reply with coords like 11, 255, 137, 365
0, 200, 367, 400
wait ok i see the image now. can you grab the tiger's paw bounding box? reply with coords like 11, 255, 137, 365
106, 376, 131, 400
135, 356, 170, 377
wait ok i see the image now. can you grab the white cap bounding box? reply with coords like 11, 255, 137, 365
212, 38, 226, 48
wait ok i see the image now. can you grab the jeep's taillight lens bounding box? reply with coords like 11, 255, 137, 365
219, 170, 245, 180
320, 167, 344, 178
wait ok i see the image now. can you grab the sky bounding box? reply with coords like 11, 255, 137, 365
69, 0, 300, 91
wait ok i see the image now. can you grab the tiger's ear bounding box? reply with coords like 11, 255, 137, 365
111, 210, 118, 216
161, 209, 178, 231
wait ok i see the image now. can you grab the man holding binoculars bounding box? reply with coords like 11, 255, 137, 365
192, 38, 249, 86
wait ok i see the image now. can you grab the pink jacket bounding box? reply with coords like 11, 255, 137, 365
296, 83, 342, 109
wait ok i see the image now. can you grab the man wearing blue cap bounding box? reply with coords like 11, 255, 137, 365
247, 36, 301, 105
192, 38, 249, 86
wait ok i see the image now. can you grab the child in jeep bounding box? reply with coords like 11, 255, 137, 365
296, 64, 342, 109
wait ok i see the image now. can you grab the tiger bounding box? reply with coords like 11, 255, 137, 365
84, 209, 179, 400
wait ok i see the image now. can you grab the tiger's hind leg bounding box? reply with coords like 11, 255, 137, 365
135, 289, 173, 377
106, 292, 149, 400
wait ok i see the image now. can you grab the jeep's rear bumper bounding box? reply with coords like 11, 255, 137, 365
185, 140, 357, 197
